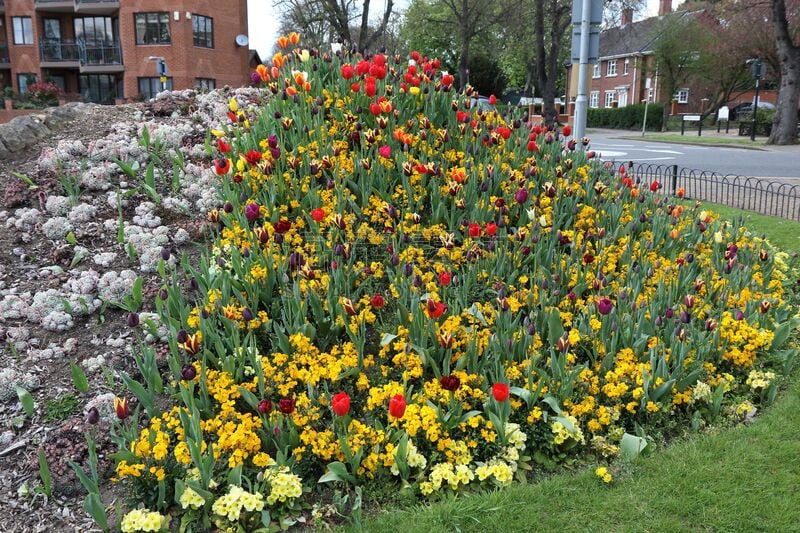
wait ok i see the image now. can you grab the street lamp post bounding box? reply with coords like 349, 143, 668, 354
146, 56, 168, 92
748, 58, 763, 142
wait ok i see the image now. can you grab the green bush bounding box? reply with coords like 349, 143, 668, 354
588, 103, 663, 131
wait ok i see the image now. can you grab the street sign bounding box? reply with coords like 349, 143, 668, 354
645, 77, 652, 89
572, 0, 603, 25
751, 61, 766, 79
159, 76, 168, 84
570, 27, 600, 63
683, 115, 701, 121
717, 106, 729, 121
157, 59, 167, 76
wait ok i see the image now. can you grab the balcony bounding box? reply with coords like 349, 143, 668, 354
35, 0, 74, 12
75, 0, 119, 14
35, 0, 118, 13
39, 39, 123, 72
39, 39, 80, 67
0, 0, 5, 14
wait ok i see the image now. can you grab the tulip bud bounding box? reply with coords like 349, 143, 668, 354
126, 312, 140, 327
86, 407, 100, 425
181, 364, 197, 381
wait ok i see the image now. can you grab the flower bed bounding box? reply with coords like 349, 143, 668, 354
102, 35, 797, 532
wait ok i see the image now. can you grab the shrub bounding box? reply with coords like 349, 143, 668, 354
27, 81, 63, 105
588, 103, 663, 130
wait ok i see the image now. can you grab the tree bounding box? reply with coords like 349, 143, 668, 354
532, 0, 573, 124
275, 0, 334, 51
649, 13, 709, 131
768, 0, 800, 144
439, 0, 497, 89
274, 0, 396, 53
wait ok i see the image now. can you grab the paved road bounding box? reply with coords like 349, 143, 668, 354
586, 130, 800, 179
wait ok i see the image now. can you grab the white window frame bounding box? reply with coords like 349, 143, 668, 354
623, 59, 629, 75
589, 91, 599, 108
592, 63, 600, 78
676, 88, 689, 104
607, 60, 617, 77
604, 90, 616, 108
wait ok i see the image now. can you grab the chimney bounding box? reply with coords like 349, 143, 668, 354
659, 0, 672, 15
621, 8, 634, 26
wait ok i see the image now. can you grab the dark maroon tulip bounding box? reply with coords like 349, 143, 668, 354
440, 375, 461, 392
597, 298, 614, 315
258, 399, 273, 413
245, 203, 260, 223
278, 398, 295, 414
86, 407, 100, 425
514, 188, 529, 204
126, 312, 140, 327
181, 364, 197, 381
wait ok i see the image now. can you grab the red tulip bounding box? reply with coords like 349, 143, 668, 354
488, 94, 497, 105
562, 125, 572, 137
370, 294, 385, 309
258, 399, 272, 413
426, 299, 447, 319
278, 398, 295, 414
468, 223, 481, 238
379, 145, 391, 158
331, 392, 350, 417
438, 271, 452, 286
214, 158, 231, 175
341, 64, 355, 80
485, 223, 497, 236
492, 383, 510, 402
388, 394, 407, 418
440, 374, 461, 391
527, 141, 539, 152
114, 397, 130, 420
310, 207, 325, 222
217, 139, 231, 153
245, 150, 262, 165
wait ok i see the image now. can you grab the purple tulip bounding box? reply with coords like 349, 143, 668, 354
268, 135, 278, 148
514, 188, 529, 204
597, 298, 614, 315
245, 203, 260, 223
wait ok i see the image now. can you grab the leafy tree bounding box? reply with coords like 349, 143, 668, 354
768, 0, 800, 144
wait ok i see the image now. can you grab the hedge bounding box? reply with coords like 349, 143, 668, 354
587, 103, 663, 131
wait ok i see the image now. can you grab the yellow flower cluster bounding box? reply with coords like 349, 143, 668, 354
120, 508, 168, 532
551, 415, 584, 445
179, 486, 206, 510
746, 370, 776, 390
419, 462, 475, 495
212, 485, 265, 522
474, 460, 515, 486
264, 465, 304, 505
595, 466, 613, 484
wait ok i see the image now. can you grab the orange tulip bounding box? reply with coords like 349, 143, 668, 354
270, 66, 280, 79
277, 35, 289, 49
288, 32, 301, 45
286, 86, 298, 97
272, 52, 286, 68
256, 64, 269, 81
670, 229, 679, 239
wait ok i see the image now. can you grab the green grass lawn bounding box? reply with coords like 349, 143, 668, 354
353, 208, 800, 533
621, 133, 767, 148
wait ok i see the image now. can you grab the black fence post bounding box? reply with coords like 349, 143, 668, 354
681, 118, 685, 136
671, 164, 678, 196
698, 120, 702, 137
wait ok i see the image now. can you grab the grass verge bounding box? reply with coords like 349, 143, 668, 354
621, 133, 767, 149
353, 208, 800, 533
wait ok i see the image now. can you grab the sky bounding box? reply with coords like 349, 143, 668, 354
247, 0, 667, 59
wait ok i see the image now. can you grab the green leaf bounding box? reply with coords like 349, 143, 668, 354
38, 448, 52, 497
541, 395, 563, 415
84, 492, 109, 531
318, 461, 355, 484
70, 362, 89, 393
650, 379, 676, 402
620, 433, 647, 462
771, 317, 800, 350
65, 231, 77, 246
15, 386, 34, 417
380, 333, 398, 346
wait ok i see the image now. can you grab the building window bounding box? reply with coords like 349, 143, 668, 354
80, 74, 120, 104
623, 59, 629, 75
604, 90, 616, 108
592, 64, 600, 78
607, 60, 617, 77
195, 78, 216, 91
75, 17, 116, 45
676, 88, 689, 104
138, 77, 173, 99
12, 17, 34, 45
192, 15, 214, 48
17, 73, 37, 93
135, 13, 170, 45
589, 91, 599, 108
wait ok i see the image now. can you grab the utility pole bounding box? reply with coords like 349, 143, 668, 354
570, 0, 601, 144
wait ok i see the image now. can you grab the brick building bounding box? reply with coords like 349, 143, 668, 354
566, 0, 708, 115
0, 0, 251, 103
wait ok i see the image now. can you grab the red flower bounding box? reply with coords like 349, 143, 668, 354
426, 299, 447, 319
468, 223, 481, 238
440, 374, 461, 392
497, 125, 511, 140
245, 150, 262, 165
650, 181, 661, 192
342, 298, 357, 316
488, 94, 497, 105
370, 294, 385, 309
370, 102, 381, 116
341, 64, 355, 80
485, 223, 497, 236
217, 139, 231, 153
438, 271, 452, 286
388, 394, 407, 418
310, 207, 325, 222
214, 158, 231, 175
258, 399, 272, 413
527, 141, 539, 152
456, 111, 470, 123
273, 219, 292, 234
365, 79, 377, 97
492, 383, 510, 402
331, 392, 351, 417
562, 125, 572, 137
278, 398, 295, 414
441, 73, 454, 87
411, 50, 422, 62
355, 60, 370, 76
351, 82, 361, 93
379, 145, 391, 158
114, 397, 130, 420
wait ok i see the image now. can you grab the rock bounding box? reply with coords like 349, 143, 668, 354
2, 179, 28, 208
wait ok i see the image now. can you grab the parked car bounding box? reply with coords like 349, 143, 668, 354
469, 96, 496, 112
730, 101, 775, 121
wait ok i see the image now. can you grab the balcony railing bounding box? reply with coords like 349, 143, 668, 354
40, 38, 79, 63
39, 39, 122, 67
36, 0, 118, 11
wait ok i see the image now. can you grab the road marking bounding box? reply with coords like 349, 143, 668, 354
597, 150, 629, 158
638, 149, 684, 154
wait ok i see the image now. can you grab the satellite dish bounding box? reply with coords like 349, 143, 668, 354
235, 34, 249, 47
